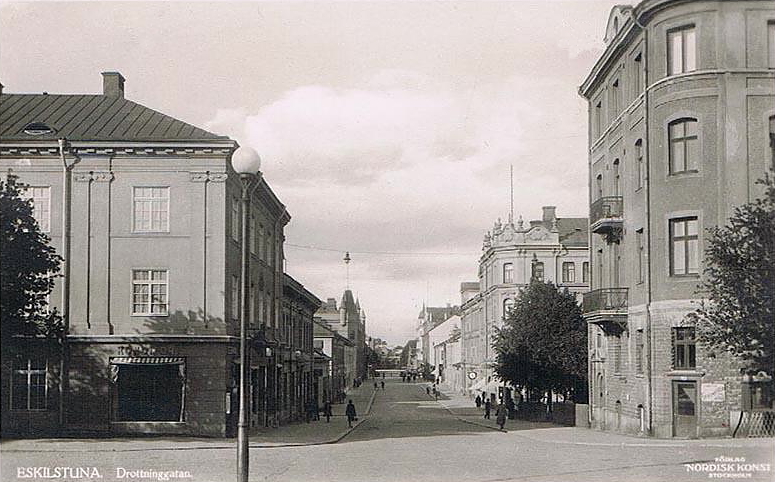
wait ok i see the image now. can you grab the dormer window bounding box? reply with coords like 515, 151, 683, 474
22, 122, 55, 136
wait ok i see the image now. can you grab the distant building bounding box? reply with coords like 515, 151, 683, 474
579, 0, 775, 438
313, 318, 353, 404
461, 207, 589, 400
416, 305, 459, 369
314, 291, 367, 387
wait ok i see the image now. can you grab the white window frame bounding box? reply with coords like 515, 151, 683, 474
132, 187, 170, 233
10, 357, 47, 411
131, 269, 169, 316
669, 216, 700, 277
667, 25, 696, 75
562, 262, 576, 283
23, 186, 51, 233
503, 263, 514, 284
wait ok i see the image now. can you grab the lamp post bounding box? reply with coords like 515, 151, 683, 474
231, 146, 262, 482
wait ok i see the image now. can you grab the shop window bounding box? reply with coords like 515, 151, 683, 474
113, 362, 184, 422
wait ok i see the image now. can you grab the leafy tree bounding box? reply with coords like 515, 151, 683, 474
494, 280, 588, 402
0, 173, 63, 355
689, 175, 775, 377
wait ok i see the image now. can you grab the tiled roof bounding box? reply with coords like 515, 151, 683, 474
0, 93, 226, 142
557, 217, 589, 247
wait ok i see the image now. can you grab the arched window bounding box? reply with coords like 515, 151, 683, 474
613, 159, 621, 196
502, 263, 514, 284
668, 118, 699, 174
635, 139, 644, 189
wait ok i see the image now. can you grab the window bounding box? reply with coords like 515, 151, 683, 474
636, 229, 645, 284
768, 22, 775, 68
258, 224, 265, 261
669, 217, 699, 276
266, 232, 273, 267
133, 187, 169, 232
613, 159, 621, 196
503, 298, 515, 318
562, 262, 575, 283
613, 336, 622, 373
314, 340, 324, 350
769, 116, 775, 171
673, 327, 696, 369
114, 362, 184, 421
231, 197, 240, 241
635, 140, 644, 189
634, 52, 643, 96
132, 270, 168, 315
611, 79, 620, 115
503, 263, 513, 284
11, 357, 47, 410
582, 262, 590, 283
23, 186, 50, 232
667, 25, 696, 75
635, 329, 644, 374
532, 262, 544, 282
595, 101, 603, 136
595, 174, 603, 200
231, 275, 240, 320
249, 287, 256, 327
668, 119, 699, 174
250, 213, 257, 255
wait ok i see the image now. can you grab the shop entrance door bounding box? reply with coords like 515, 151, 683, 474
673, 381, 697, 438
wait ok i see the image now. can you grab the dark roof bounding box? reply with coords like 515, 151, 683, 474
557, 217, 589, 247
0, 93, 226, 142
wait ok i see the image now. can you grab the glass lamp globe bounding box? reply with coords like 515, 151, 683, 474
231, 146, 262, 175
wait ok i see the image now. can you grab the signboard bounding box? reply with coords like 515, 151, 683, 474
701, 383, 725, 402
467, 371, 477, 380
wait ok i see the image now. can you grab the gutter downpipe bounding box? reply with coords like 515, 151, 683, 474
57, 138, 75, 429
632, 10, 654, 437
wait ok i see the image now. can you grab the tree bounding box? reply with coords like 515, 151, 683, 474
0, 173, 63, 355
494, 280, 588, 403
689, 175, 775, 377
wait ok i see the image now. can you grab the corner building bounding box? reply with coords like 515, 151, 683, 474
0, 73, 304, 437
579, 1, 775, 438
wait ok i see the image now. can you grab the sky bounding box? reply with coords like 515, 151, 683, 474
0, 0, 621, 346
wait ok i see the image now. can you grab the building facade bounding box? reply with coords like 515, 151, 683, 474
579, 0, 775, 438
314, 291, 368, 386
313, 318, 352, 404
416, 305, 459, 370
0, 72, 307, 437
461, 207, 590, 399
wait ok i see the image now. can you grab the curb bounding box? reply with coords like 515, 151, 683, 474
455, 416, 508, 433
509, 431, 774, 449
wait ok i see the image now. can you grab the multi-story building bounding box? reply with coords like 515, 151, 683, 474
279, 274, 320, 424
578, 0, 775, 438
0, 72, 299, 437
428, 314, 460, 381
313, 318, 353, 404
314, 291, 368, 386
416, 305, 459, 368
461, 207, 589, 399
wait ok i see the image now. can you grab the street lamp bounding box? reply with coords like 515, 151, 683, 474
231, 146, 262, 482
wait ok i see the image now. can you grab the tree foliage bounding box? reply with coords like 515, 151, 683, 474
689, 175, 775, 377
494, 280, 588, 401
0, 173, 63, 354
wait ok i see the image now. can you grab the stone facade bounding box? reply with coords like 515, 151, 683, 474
579, 0, 775, 438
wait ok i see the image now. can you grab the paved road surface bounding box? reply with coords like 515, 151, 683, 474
2, 379, 772, 482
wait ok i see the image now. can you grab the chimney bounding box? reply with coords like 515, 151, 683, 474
542, 206, 557, 224
102, 72, 125, 98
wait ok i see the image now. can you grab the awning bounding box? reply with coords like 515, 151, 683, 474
110, 357, 185, 365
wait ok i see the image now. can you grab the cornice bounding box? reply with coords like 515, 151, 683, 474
68, 335, 239, 343
0, 141, 235, 158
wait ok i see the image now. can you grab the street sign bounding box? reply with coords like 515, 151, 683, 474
467, 371, 477, 380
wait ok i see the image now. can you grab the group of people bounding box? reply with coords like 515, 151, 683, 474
400, 372, 418, 382
373, 380, 386, 390
475, 394, 517, 430
304, 398, 359, 427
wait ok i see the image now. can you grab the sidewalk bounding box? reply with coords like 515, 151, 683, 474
0, 383, 378, 453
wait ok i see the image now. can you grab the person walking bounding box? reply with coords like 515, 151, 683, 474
484, 399, 492, 419
374, 381, 378, 390
475, 395, 482, 408
496, 401, 507, 430
345, 399, 357, 428
380, 380, 385, 390
323, 400, 332, 423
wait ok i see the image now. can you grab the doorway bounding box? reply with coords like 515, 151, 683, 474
672, 381, 698, 438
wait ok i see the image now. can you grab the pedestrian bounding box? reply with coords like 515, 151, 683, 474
323, 400, 332, 423
345, 399, 357, 428
381, 381, 385, 390
484, 399, 492, 419
475, 395, 482, 408
426, 386, 430, 395
496, 402, 507, 430
374, 381, 378, 390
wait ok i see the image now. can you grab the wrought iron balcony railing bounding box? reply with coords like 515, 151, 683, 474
590, 196, 624, 236
582, 288, 628, 314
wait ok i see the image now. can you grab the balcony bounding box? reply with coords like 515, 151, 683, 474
582, 288, 628, 334
590, 196, 623, 239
